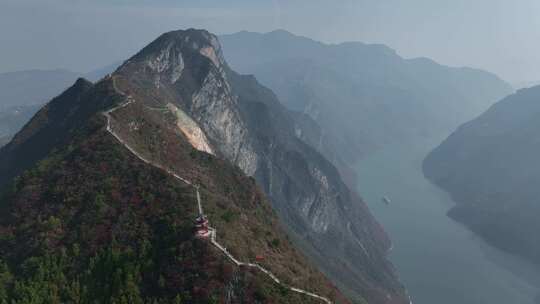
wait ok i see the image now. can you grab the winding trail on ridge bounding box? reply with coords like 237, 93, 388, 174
102, 76, 333, 304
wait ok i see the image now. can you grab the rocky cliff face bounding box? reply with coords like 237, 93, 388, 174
117, 30, 259, 177
112, 29, 407, 303
220, 30, 513, 182
423, 85, 540, 264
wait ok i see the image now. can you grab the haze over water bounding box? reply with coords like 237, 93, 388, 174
355, 136, 540, 304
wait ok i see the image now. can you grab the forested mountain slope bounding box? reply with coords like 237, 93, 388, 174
0, 29, 407, 303
424, 85, 540, 264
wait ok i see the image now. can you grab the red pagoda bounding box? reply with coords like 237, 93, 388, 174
195, 215, 211, 238
194, 186, 211, 238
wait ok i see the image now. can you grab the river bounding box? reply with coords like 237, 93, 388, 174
355, 136, 540, 304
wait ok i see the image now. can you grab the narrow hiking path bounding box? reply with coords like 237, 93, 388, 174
103, 76, 333, 304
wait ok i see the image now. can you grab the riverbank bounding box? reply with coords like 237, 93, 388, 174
355, 136, 540, 304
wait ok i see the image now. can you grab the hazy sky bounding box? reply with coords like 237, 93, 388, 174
2, 0, 540, 84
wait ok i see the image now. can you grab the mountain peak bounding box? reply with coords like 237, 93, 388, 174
73, 77, 93, 88
125, 28, 225, 76
266, 29, 295, 36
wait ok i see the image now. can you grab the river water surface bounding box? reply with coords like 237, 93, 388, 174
355, 137, 540, 304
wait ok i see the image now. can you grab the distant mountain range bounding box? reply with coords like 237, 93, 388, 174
220, 30, 513, 181
0, 29, 407, 303
424, 85, 540, 264
0, 64, 121, 146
